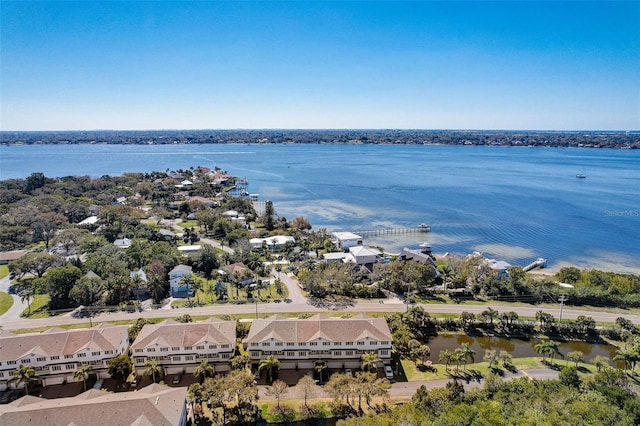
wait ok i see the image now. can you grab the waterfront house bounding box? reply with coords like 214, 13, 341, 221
323, 252, 349, 263
245, 314, 392, 370
0, 324, 129, 391
486, 258, 511, 280
346, 245, 382, 265
168, 265, 193, 297
0, 383, 187, 426
331, 232, 363, 250
131, 318, 236, 375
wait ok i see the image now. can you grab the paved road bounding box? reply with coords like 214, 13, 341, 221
0, 274, 29, 322
258, 367, 560, 400
2, 294, 639, 331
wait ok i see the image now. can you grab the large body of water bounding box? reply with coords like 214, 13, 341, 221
1, 143, 639, 273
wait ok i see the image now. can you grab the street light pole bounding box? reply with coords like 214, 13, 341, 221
558, 294, 567, 323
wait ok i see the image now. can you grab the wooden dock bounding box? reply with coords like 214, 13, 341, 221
351, 225, 430, 237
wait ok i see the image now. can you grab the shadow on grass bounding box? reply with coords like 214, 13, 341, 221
447, 368, 484, 383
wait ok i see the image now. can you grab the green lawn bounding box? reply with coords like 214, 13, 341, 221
0, 265, 9, 279
171, 280, 289, 308
21, 294, 50, 318
401, 356, 597, 382
0, 291, 14, 316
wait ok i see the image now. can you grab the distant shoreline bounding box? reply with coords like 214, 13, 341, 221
1, 129, 639, 149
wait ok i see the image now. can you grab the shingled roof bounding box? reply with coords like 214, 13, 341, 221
246, 314, 392, 344
0, 384, 187, 426
0, 324, 128, 362
131, 318, 236, 350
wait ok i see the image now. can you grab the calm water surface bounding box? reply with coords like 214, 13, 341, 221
428, 334, 622, 367
1, 144, 638, 272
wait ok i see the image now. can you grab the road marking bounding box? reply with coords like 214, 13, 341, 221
521, 370, 533, 381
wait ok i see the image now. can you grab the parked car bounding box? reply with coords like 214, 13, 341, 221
384, 366, 394, 380
344, 368, 352, 376
172, 373, 182, 385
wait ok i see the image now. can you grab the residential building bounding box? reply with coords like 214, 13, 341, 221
0, 250, 28, 265
245, 314, 392, 370
177, 245, 202, 256
249, 235, 295, 250
0, 324, 129, 391
346, 245, 382, 265
219, 263, 254, 287
168, 264, 193, 297
0, 383, 187, 426
113, 238, 132, 249
131, 319, 236, 375
331, 232, 363, 250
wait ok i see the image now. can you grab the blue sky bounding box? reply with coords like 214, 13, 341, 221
1, 1, 639, 131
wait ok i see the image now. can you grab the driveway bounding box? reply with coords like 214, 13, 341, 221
0, 274, 29, 321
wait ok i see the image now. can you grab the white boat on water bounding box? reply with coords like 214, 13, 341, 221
418, 223, 430, 232
576, 174, 586, 179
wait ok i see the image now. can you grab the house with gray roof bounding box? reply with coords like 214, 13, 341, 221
0, 324, 129, 391
168, 264, 193, 297
131, 318, 236, 375
245, 314, 392, 370
0, 383, 187, 426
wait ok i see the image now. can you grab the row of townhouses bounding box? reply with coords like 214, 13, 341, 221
1, 314, 392, 392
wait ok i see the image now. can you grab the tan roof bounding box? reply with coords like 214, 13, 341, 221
246, 314, 392, 344
131, 318, 236, 350
0, 250, 28, 262
0, 324, 128, 362
0, 383, 187, 426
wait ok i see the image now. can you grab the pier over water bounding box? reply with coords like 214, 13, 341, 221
351, 224, 430, 238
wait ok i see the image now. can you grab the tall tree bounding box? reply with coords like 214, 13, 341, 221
144, 359, 163, 384
297, 375, 319, 408
194, 360, 215, 383
45, 265, 82, 309
360, 352, 382, 373
259, 354, 280, 384
9, 364, 38, 395
263, 200, 275, 231
73, 364, 93, 392
265, 379, 288, 409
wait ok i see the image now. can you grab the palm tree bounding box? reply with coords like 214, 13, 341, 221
547, 341, 562, 364
73, 364, 93, 391
535, 341, 551, 363
360, 352, 382, 373
9, 364, 38, 395
194, 359, 215, 383
439, 349, 455, 371
481, 307, 499, 326
456, 342, 475, 371
315, 362, 328, 384
144, 359, 163, 384
191, 277, 203, 304
180, 274, 195, 303
259, 355, 280, 384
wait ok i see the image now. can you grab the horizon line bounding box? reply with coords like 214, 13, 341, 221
1, 128, 638, 133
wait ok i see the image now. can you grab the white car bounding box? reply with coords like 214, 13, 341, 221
344, 368, 352, 376
384, 366, 394, 380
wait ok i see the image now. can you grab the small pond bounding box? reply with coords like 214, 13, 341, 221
427, 334, 622, 367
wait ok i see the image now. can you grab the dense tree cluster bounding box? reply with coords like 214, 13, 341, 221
441, 254, 640, 309
338, 369, 640, 425
2, 129, 639, 149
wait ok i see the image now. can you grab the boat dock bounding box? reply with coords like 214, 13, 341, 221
523, 257, 547, 272
351, 224, 430, 238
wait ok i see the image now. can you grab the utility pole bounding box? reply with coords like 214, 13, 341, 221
558, 294, 567, 323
